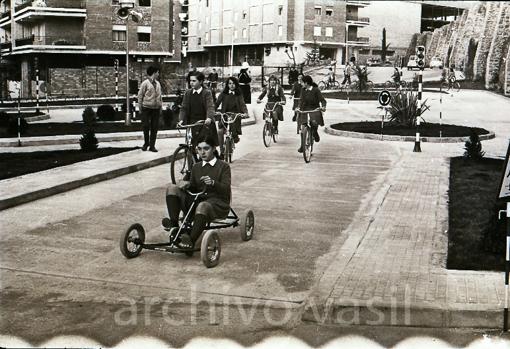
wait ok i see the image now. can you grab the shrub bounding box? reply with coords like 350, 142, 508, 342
464, 130, 485, 160
82, 106, 96, 126
387, 90, 430, 127
352, 65, 371, 92
7, 115, 29, 136
97, 104, 115, 121
79, 129, 98, 151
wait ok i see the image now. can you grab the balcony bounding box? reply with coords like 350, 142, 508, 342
14, 0, 86, 23
346, 14, 370, 25
347, 36, 369, 45
12, 34, 85, 51
0, 10, 11, 28
346, 1, 370, 6
0, 41, 12, 53
1, 10, 10, 19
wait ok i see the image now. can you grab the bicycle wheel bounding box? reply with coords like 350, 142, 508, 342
318, 81, 326, 91
332, 81, 341, 90
441, 81, 450, 92
301, 126, 312, 163
262, 121, 272, 147
454, 82, 461, 93
170, 145, 194, 184
224, 137, 233, 163
272, 123, 278, 143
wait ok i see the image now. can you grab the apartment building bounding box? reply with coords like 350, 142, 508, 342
183, 0, 370, 68
0, 0, 180, 98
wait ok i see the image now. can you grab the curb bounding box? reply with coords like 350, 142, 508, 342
325, 126, 496, 143
301, 299, 501, 328
0, 117, 257, 211
0, 118, 257, 147
0, 153, 172, 211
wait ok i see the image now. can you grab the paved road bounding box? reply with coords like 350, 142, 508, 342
0, 102, 399, 344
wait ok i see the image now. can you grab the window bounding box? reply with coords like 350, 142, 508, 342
198, 37, 202, 45
242, 28, 247, 38
326, 9, 333, 16
112, 0, 119, 4
112, 30, 126, 42
242, 11, 247, 19
112, 25, 126, 41
205, 32, 209, 42
137, 26, 151, 42
313, 26, 321, 36
325, 27, 333, 37
139, 0, 150, 6
314, 7, 321, 16
278, 25, 282, 37
278, 5, 283, 15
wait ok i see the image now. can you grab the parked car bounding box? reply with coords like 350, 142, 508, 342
429, 56, 443, 69
367, 58, 381, 67
407, 55, 418, 70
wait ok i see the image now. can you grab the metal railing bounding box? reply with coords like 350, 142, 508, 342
0, 11, 10, 19
346, 15, 370, 23
346, 0, 370, 5
15, 35, 85, 46
14, 0, 86, 12
347, 36, 369, 43
0, 41, 12, 49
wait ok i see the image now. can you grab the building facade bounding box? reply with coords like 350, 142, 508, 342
183, 0, 370, 68
0, 0, 180, 98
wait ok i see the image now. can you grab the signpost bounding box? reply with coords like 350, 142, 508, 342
498, 141, 510, 331
378, 90, 391, 140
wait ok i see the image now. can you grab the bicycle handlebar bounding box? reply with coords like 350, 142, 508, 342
295, 108, 322, 114
215, 112, 245, 124
176, 120, 206, 129
264, 101, 284, 112
185, 188, 207, 197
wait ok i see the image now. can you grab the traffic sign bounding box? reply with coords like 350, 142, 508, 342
498, 142, 510, 201
378, 90, 391, 106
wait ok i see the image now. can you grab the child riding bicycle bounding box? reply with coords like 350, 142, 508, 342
256, 75, 286, 134
297, 75, 327, 153
215, 76, 248, 159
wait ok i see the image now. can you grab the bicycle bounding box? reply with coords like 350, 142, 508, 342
170, 120, 206, 184
296, 108, 321, 163
441, 76, 460, 92
384, 80, 407, 89
262, 101, 283, 147
318, 79, 340, 91
216, 112, 244, 163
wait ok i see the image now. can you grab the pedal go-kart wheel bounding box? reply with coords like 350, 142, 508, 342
201, 230, 221, 268
239, 209, 255, 241
120, 223, 145, 258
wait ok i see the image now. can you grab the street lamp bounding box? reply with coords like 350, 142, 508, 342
230, 23, 234, 76
117, 0, 143, 125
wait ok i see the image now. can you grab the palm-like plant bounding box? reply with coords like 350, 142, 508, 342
352, 65, 370, 92
386, 90, 430, 127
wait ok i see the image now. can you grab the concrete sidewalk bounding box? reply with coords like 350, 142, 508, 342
0, 116, 256, 210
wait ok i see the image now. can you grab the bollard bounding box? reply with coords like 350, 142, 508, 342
413, 69, 422, 152
35, 69, 40, 114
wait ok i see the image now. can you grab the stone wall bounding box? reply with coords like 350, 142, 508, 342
418, 1, 510, 92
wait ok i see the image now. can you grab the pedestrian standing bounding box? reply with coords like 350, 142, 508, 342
238, 62, 252, 104
138, 65, 162, 152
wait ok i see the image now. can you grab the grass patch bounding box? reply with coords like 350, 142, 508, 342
331, 122, 490, 138
0, 147, 136, 180
447, 156, 506, 271
0, 121, 176, 138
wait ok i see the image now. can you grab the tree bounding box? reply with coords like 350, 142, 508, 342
381, 28, 391, 62
303, 38, 321, 66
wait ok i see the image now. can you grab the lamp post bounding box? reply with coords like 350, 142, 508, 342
230, 23, 234, 76
117, 0, 142, 125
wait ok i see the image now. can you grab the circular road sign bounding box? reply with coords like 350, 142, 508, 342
378, 90, 391, 106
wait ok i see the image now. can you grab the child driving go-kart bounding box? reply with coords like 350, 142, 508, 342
163, 135, 231, 250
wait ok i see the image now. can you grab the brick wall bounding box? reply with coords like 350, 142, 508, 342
473, 2, 500, 80
48, 63, 181, 97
